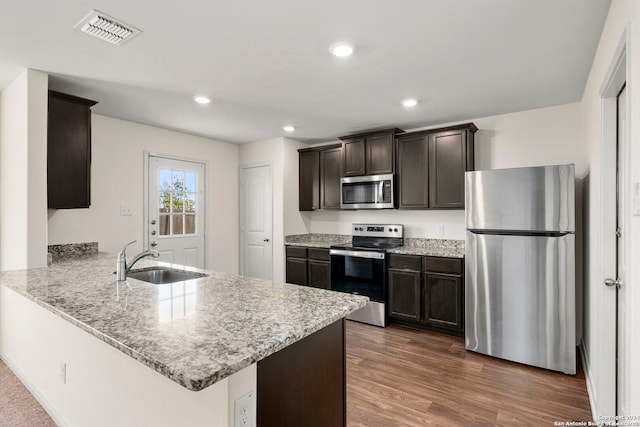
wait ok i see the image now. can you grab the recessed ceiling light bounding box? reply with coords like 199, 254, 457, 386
401, 98, 419, 108
329, 42, 355, 57
194, 95, 211, 104
283, 125, 296, 132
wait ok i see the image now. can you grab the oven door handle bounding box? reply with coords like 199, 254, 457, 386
329, 249, 385, 260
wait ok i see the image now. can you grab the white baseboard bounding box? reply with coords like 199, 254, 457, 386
579, 338, 598, 421
0, 352, 69, 427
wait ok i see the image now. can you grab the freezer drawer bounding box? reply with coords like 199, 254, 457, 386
465, 164, 575, 232
465, 231, 576, 374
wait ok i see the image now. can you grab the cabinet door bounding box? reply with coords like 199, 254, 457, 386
319, 146, 343, 209
366, 133, 394, 175
388, 268, 421, 321
299, 150, 319, 211
308, 260, 331, 290
428, 130, 467, 209
47, 91, 97, 209
397, 134, 429, 209
286, 258, 308, 285
342, 138, 365, 176
423, 272, 463, 332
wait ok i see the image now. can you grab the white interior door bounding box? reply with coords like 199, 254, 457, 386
240, 165, 272, 280
615, 85, 628, 415
148, 155, 206, 269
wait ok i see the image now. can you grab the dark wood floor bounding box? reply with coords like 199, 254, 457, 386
345, 321, 592, 427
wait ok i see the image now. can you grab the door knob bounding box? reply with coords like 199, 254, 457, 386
150, 241, 158, 247
263, 238, 270, 242
604, 278, 621, 288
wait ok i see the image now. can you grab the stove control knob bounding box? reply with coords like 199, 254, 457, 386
354, 227, 358, 231
394, 228, 398, 232
359, 227, 363, 231
388, 228, 392, 232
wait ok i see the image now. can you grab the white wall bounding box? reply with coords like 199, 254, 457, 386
580, 0, 640, 417
47, 115, 240, 274
302, 102, 583, 240
0, 69, 48, 271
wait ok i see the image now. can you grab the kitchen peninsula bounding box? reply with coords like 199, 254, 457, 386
0, 253, 367, 427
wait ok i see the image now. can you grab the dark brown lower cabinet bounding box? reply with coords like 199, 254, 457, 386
387, 268, 421, 321
424, 272, 463, 331
387, 254, 464, 336
285, 246, 308, 285
285, 246, 331, 289
258, 319, 345, 427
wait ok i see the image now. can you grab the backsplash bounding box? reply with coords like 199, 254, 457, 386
48, 242, 98, 262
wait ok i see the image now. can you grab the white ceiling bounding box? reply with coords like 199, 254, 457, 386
0, 0, 611, 144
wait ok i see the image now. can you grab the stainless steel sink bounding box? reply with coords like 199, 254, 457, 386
127, 267, 208, 285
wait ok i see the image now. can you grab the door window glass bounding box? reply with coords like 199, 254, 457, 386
159, 168, 198, 236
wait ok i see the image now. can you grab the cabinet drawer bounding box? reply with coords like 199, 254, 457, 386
424, 257, 463, 275
388, 254, 422, 271
286, 246, 307, 258
308, 248, 330, 261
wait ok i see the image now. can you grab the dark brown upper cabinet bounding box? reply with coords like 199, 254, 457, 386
298, 144, 342, 211
299, 150, 319, 211
319, 146, 343, 209
340, 129, 403, 177
397, 123, 477, 210
47, 91, 98, 209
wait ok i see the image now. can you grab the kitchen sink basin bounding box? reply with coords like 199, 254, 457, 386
127, 267, 208, 285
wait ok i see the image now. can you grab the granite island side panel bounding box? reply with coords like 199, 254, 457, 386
0, 253, 368, 391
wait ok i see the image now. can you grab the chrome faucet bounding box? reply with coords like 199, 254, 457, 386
116, 240, 160, 281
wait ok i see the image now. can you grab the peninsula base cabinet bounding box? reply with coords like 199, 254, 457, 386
388, 254, 464, 337
285, 246, 331, 290
258, 319, 345, 427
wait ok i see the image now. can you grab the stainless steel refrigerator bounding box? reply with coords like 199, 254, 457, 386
465, 164, 576, 375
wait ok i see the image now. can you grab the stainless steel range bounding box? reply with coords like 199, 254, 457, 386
329, 223, 404, 327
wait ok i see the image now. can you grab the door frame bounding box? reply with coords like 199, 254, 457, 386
143, 151, 208, 267
593, 24, 631, 418
239, 161, 273, 278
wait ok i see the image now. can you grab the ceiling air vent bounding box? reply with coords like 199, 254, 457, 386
75, 10, 140, 46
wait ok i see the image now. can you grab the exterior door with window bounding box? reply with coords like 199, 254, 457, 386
148, 156, 205, 268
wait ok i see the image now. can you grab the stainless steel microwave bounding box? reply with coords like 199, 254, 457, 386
340, 174, 394, 209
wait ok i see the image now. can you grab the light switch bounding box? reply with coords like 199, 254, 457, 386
120, 205, 133, 216
633, 182, 640, 216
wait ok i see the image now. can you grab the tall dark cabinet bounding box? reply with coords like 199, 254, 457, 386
396, 123, 477, 210
298, 144, 342, 211
47, 91, 98, 209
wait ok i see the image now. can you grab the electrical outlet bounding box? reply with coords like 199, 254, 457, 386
60, 362, 66, 384
437, 224, 445, 236
234, 391, 254, 427
120, 205, 133, 216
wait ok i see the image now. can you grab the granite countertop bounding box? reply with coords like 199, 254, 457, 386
285, 234, 465, 258
285, 233, 350, 248
387, 238, 465, 258
0, 253, 368, 391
